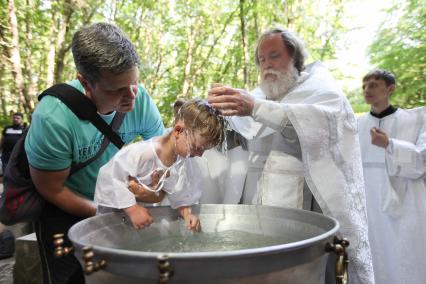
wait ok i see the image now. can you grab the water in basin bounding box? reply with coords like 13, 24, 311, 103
120, 229, 294, 252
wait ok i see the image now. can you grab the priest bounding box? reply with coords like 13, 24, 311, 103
208, 28, 374, 284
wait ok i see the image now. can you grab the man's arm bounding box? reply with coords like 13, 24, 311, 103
208, 86, 289, 132
208, 86, 254, 116
30, 165, 96, 217
379, 125, 426, 179
208, 86, 342, 135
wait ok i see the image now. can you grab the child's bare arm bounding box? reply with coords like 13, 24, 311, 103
179, 206, 201, 232
136, 188, 165, 203
123, 204, 153, 230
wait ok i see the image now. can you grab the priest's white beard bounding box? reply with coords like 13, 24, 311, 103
260, 64, 299, 101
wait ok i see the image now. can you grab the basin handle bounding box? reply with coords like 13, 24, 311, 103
53, 233, 74, 258
158, 255, 174, 283
326, 236, 350, 284
82, 246, 107, 275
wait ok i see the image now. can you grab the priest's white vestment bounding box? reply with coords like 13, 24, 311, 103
226, 61, 375, 284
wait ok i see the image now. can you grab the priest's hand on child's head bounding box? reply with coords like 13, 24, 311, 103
207, 85, 253, 117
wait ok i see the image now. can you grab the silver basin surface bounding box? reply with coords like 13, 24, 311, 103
68, 204, 339, 283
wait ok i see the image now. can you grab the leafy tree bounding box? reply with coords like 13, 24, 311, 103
368, 0, 426, 108
0, 0, 353, 128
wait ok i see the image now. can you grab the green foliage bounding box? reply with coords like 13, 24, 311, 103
347, 89, 370, 113
368, 0, 426, 108
0, 0, 368, 125
0, 116, 11, 131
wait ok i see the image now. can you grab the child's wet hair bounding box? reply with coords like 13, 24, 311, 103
173, 98, 186, 118
174, 98, 225, 148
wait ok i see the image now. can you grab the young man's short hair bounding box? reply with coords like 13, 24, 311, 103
363, 69, 396, 86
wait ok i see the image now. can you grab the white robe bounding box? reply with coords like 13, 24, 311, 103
196, 149, 228, 203
95, 139, 201, 210
358, 107, 426, 284
196, 146, 248, 204
227, 61, 374, 284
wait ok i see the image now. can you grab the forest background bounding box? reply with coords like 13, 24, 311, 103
0, 0, 424, 128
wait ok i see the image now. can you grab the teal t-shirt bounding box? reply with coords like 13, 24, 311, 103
25, 80, 164, 200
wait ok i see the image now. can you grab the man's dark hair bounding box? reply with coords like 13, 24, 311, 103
72, 22, 140, 85
13, 112, 23, 118
363, 69, 396, 86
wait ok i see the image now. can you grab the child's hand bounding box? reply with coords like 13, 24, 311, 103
179, 207, 201, 232
128, 169, 169, 195
123, 204, 153, 230
128, 176, 166, 203
149, 169, 170, 189
185, 213, 201, 232
149, 170, 162, 188
128, 177, 147, 197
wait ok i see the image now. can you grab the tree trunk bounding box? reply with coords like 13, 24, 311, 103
52, 1, 97, 83
23, 0, 38, 106
239, 0, 249, 89
193, 9, 237, 78
182, 24, 196, 98
7, 0, 32, 114
0, 67, 7, 117
253, 0, 259, 41
319, 4, 344, 60
54, 0, 74, 83
0, 25, 10, 117
109, 0, 117, 22
46, 9, 58, 86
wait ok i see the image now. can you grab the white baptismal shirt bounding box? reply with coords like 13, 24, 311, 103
95, 139, 201, 209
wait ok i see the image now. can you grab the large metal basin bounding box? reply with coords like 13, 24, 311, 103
68, 204, 339, 283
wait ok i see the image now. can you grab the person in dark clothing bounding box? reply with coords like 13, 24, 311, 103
0, 112, 26, 173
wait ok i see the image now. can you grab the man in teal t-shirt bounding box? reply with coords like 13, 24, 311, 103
25, 23, 164, 284
26, 80, 163, 200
